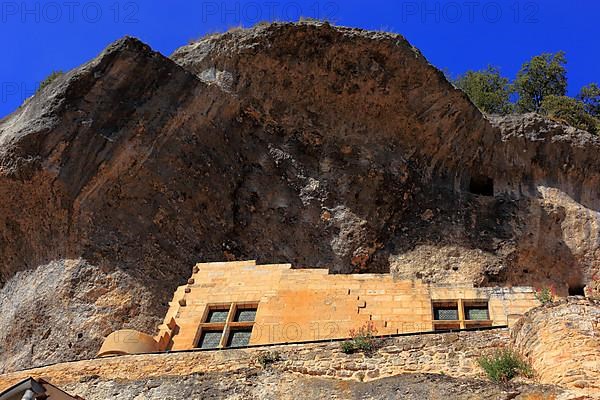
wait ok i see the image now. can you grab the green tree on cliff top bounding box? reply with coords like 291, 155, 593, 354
577, 83, 600, 118
514, 51, 567, 112
454, 66, 513, 115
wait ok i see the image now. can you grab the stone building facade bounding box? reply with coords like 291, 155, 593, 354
99, 260, 539, 356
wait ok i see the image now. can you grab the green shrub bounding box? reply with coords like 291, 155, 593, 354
577, 83, 600, 118
514, 51, 567, 113
256, 351, 280, 368
478, 348, 534, 383
37, 70, 64, 93
340, 341, 356, 354
541, 95, 600, 134
534, 287, 555, 305
340, 322, 379, 355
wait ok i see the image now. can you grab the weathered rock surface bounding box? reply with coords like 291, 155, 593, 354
61, 371, 566, 400
1, 21, 600, 373
0, 259, 156, 373
171, 23, 600, 291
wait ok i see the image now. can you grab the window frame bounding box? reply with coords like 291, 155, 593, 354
432, 301, 460, 321
194, 302, 258, 349
463, 301, 490, 321
205, 307, 232, 324
233, 304, 258, 323
226, 327, 254, 348
431, 299, 492, 330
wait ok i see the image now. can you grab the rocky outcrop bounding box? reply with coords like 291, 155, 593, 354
1, 22, 600, 372
0, 259, 156, 373
170, 22, 494, 274
171, 23, 600, 292
0, 37, 240, 372
511, 297, 600, 395
55, 371, 575, 400
17, 372, 568, 400
484, 115, 600, 292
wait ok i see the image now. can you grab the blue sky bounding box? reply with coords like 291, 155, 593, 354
0, 0, 597, 117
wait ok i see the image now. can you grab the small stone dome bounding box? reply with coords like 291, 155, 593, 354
98, 329, 159, 357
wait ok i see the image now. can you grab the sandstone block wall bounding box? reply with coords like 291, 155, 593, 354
153, 261, 539, 351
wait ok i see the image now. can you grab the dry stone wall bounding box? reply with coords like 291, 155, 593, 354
2, 316, 597, 398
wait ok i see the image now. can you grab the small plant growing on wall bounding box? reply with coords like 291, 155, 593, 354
534, 287, 555, 305
478, 348, 534, 383
256, 351, 281, 368
340, 321, 379, 355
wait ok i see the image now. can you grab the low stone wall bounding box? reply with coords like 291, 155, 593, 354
0, 329, 508, 392
511, 297, 600, 394
282, 329, 509, 381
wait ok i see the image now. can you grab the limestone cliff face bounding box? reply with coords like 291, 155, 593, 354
0, 37, 241, 372
0, 22, 599, 372
170, 22, 494, 274
170, 23, 600, 292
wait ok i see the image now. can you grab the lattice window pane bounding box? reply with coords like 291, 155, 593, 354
234, 309, 257, 322
227, 329, 252, 347
198, 331, 223, 349
206, 309, 229, 323
434, 307, 459, 321
465, 307, 489, 320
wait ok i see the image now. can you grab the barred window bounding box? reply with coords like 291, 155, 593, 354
464, 304, 489, 320
432, 301, 459, 321
432, 300, 492, 331
234, 308, 257, 322
206, 309, 229, 323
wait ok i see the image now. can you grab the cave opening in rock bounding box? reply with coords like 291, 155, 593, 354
469, 175, 494, 197
568, 285, 585, 296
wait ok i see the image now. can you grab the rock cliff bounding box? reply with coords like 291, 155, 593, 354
512, 297, 600, 393
1, 21, 599, 373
